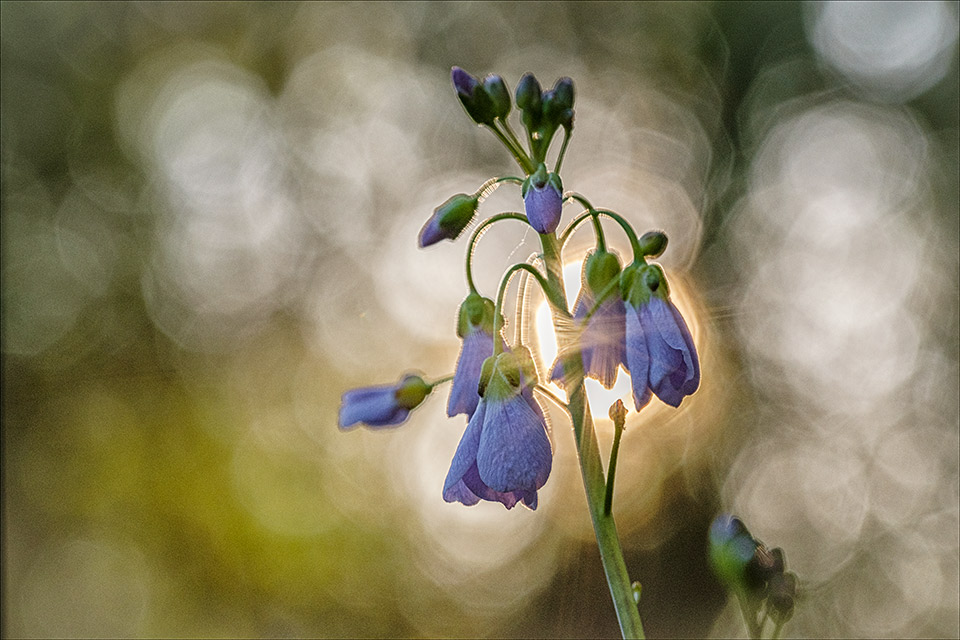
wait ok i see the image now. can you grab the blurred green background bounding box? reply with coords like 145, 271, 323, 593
2, 2, 958, 637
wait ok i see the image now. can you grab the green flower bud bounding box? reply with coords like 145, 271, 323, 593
452, 66, 496, 125
483, 74, 511, 120
515, 73, 542, 133
419, 193, 480, 247
638, 230, 668, 258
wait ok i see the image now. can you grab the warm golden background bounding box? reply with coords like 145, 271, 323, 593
2, 2, 958, 638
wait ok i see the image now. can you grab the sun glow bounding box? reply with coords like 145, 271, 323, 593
534, 261, 634, 421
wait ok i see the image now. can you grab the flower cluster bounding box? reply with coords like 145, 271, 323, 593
338, 67, 701, 512
709, 514, 798, 636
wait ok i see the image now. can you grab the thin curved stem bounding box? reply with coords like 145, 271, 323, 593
564, 195, 643, 261
533, 384, 570, 414
499, 117, 530, 163
465, 213, 531, 294
486, 122, 536, 174
427, 374, 455, 388
554, 128, 571, 174
492, 263, 561, 357
604, 410, 625, 516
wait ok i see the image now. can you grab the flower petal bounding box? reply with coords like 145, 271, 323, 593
447, 329, 495, 417
443, 400, 485, 502
625, 306, 653, 411
338, 386, 408, 429
582, 297, 626, 389
523, 184, 562, 234
476, 393, 552, 493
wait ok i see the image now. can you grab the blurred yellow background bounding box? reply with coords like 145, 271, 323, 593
2, 2, 958, 637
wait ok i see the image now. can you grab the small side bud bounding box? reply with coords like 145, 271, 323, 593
483, 74, 511, 120
609, 398, 627, 428
419, 193, 480, 247
767, 572, 797, 624
638, 230, 668, 258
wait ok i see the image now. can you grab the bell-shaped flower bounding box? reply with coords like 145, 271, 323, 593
447, 293, 501, 417
522, 163, 563, 234
419, 192, 480, 247
550, 249, 625, 389
338, 374, 432, 429
620, 262, 700, 410
443, 351, 552, 510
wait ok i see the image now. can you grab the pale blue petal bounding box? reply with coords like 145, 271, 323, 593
462, 465, 520, 509
668, 300, 701, 395
582, 297, 626, 389
625, 307, 653, 411
443, 401, 486, 499
476, 394, 552, 493
338, 386, 407, 429
447, 329, 495, 417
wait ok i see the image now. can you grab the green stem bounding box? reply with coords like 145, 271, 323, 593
499, 117, 529, 163
604, 402, 626, 516
539, 232, 645, 639
486, 122, 536, 174
562, 195, 643, 260
533, 384, 570, 413
554, 128, 572, 174
465, 213, 531, 294
428, 374, 455, 388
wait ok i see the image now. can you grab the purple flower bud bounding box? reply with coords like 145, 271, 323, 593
338, 374, 431, 429
418, 193, 479, 247
522, 164, 563, 234
451, 66, 495, 125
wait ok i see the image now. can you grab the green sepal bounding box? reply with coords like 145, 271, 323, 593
547, 171, 563, 194
435, 193, 480, 236
585, 250, 622, 295
456, 293, 497, 338
621, 263, 669, 307
394, 375, 431, 410
638, 230, 668, 258
477, 355, 496, 398
483, 351, 532, 402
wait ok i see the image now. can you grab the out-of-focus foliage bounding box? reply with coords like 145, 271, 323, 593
2, 2, 957, 638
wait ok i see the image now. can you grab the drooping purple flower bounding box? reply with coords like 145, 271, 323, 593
621, 263, 700, 411
551, 250, 625, 389
447, 293, 500, 418
444, 352, 552, 510
522, 163, 563, 234
338, 374, 431, 430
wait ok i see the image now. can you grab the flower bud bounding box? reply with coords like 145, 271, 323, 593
483, 74, 511, 120
515, 73, 542, 132
767, 572, 797, 624
418, 192, 480, 247
522, 163, 563, 234
708, 514, 758, 594
543, 77, 575, 131
452, 66, 495, 125
638, 230, 668, 258
585, 249, 623, 295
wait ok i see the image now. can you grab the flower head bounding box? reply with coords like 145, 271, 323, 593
448, 293, 501, 417
551, 249, 626, 389
620, 262, 700, 410
419, 192, 480, 247
338, 374, 432, 429
522, 163, 563, 234
444, 351, 552, 510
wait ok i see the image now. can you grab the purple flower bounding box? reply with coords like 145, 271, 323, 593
444, 352, 552, 510
448, 293, 501, 417
550, 250, 626, 389
419, 193, 480, 248
338, 374, 431, 429
522, 163, 563, 234
621, 263, 700, 410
